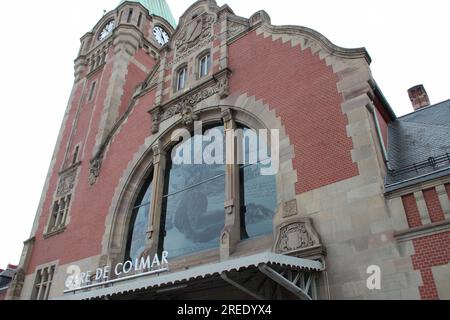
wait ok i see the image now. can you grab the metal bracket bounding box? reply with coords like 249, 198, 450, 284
258, 264, 317, 300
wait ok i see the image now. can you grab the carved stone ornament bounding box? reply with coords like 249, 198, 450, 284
274, 218, 323, 257
57, 168, 77, 197
227, 20, 248, 40
88, 158, 102, 186
283, 199, 298, 218
172, 13, 215, 65
6, 268, 25, 300
150, 70, 230, 134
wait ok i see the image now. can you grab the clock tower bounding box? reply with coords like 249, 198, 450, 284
72, 0, 176, 179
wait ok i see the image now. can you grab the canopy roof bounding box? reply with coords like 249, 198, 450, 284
61, 252, 323, 300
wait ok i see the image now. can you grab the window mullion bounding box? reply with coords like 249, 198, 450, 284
145, 142, 167, 257
221, 109, 241, 260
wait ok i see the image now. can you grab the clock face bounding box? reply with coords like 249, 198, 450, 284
98, 20, 115, 42
153, 26, 170, 45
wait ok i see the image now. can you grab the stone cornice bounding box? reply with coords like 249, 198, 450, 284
257, 23, 371, 64
385, 172, 450, 199
395, 219, 450, 242
58, 162, 81, 176
148, 68, 231, 133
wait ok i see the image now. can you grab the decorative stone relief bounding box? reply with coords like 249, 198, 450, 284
150, 69, 230, 133
57, 167, 78, 198
171, 13, 216, 66
274, 218, 323, 257
227, 20, 248, 40
221, 230, 230, 245
249, 10, 271, 27
283, 199, 299, 218
89, 158, 102, 186
6, 268, 25, 300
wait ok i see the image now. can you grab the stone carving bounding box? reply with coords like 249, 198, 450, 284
6, 268, 25, 300
221, 230, 230, 245
227, 21, 247, 40
89, 158, 102, 186
57, 168, 77, 197
161, 78, 227, 123
150, 73, 229, 133
275, 219, 321, 255
172, 13, 215, 65
283, 199, 298, 218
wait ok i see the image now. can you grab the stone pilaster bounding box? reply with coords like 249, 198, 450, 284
145, 141, 168, 257
436, 185, 450, 220
220, 109, 241, 260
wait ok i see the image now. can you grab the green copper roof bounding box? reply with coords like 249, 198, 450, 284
119, 0, 177, 28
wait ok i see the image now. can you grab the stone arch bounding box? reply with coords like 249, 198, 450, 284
101, 92, 298, 263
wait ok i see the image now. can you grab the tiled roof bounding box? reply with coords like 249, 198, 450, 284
386, 99, 450, 190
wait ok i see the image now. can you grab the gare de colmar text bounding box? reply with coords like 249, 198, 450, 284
67, 251, 169, 289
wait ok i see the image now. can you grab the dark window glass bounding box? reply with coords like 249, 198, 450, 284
127, 9, 133, 23
176, 67, 187, 91
72, 146, 79, 165
199, 53, 211, 78
161, 125, 226, 258
137, 12, 143, 27
125, 174, 153, 262
239, 128, 277, 239
88, 82, 96, 101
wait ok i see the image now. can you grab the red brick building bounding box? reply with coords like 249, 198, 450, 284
6, 0, 449, 300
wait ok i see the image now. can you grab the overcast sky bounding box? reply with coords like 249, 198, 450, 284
0, 0, 448, 269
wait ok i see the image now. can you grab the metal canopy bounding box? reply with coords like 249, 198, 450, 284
60, 252, 323, 300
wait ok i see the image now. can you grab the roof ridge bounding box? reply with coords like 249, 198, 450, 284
396, 98, 450, 120
396, 120, 450, 130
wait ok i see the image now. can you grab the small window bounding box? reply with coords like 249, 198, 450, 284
199, 53, 211, 78
88, 82, 96, 101
31, 266, 55, 300
137, 12, 143, 27
176, 67, 187, 91
127, 8, 133, 23
72, 146, 79, 165
47, 195, 71, 234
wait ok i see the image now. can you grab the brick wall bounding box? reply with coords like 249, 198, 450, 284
229, 30, 359, 194
402, 194, 422, 228
412, 232, 450, 300
446, 184, 450, 200
27, 48, 155, 274
0, 289, 6, 300
423, 188, 446, 223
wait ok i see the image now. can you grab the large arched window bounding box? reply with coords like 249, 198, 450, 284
124, 118, 278, 261
160, 125, 226, 258
125, 173, 153, 262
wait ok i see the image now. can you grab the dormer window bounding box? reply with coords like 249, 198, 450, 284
176, 67, 187, 91
199, 53, 211, 78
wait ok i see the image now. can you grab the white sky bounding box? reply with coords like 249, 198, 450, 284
0, 0, 448, 269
